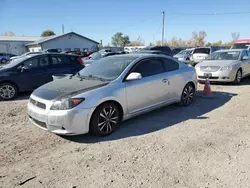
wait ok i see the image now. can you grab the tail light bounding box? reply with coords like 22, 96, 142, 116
77, 57, 84, 65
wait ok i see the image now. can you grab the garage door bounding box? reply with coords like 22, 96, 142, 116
0, 44, 8, 53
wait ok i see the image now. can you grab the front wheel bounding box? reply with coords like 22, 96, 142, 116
233, 69, 242, 85
180, 83, 195, 106
0, 83, 18, 100
90, 102, 120, 136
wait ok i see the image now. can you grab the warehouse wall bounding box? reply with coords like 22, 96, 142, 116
41, 33, 98, 52
0, 41, 29, 55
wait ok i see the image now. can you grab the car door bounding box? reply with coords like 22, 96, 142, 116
162, 58, 185, 100
16, 55, 50, 91
240, 50, 250, 76
47, 54, 74, 76
246, 50, 250, 74
125, 58, 170, 114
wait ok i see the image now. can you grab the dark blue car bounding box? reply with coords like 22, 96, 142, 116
0, 53, 84, 100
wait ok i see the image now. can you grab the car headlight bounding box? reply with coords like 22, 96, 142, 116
220, 66, 232, 71
50, 98, 85, 110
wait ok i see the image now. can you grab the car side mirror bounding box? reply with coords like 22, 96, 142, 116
19, 66, 30, 72
126, 72, 142, 81
242, 56, 249, 60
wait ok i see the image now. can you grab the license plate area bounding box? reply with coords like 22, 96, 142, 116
204, 73, 212, 78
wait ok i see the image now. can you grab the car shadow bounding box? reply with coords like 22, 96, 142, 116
15, 92, 31, 101
62, 90, 237, 143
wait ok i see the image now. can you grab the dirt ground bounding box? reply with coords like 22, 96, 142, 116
1, 80, 250, 188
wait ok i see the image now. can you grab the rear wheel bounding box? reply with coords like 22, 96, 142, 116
90, 102, 120, 136
233, 69, 242, 85
180, 83, 195, 106
0, 83, 18, 100
1, 59, 7, 64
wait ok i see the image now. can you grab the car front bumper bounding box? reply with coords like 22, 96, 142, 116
27, 95, 95, 135
195, 68, 237, 82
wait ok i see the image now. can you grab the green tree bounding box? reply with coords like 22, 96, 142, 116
41, 30, 56, 37
111, 32, 130, 47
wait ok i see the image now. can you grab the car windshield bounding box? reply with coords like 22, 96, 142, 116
206, 51, 240, 60
232, 43, 250, 49
178, 50, 189, 55
90, 52, 103, 60
78, 55, 138, 80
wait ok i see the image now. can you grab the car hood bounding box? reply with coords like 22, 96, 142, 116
198, 60, 239, 66
32, 77, 110, 100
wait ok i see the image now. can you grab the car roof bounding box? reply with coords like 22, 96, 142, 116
214, 49, 244, 53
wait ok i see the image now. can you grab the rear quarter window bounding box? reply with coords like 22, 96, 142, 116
193, 48, 210, 54
163, 58, 179, 72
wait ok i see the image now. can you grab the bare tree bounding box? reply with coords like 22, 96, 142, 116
130, 36, 145, 46
192, 31, 207, 46
231, 32, 240, 41
1, 31, 15, 36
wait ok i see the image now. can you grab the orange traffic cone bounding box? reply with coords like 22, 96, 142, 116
203, 78, 212, 97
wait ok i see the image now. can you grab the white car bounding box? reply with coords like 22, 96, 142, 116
195, 49, 250, 84
28, 54, 197, 136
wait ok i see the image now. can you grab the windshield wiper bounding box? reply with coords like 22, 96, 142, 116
87, 75, 108, 81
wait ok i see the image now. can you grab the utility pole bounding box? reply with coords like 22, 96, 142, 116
162, 11, 165, 46
62, 24, 65, 34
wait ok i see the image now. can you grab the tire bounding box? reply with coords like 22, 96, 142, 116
1, 59, 7, 64
233, 69, 242, 85
0, 83, 18, 100
90, 102, 120, 136
180, 83, 195, 106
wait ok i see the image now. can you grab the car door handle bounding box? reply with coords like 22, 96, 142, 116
162, 78, 168, 83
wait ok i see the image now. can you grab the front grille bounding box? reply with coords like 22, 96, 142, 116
200, 66, 220, 72
29, 116, 47, 129
30, 98, 46, 109
198, 76, 219, 79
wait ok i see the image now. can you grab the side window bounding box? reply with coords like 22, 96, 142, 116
23, 58, 39, 68
39, 56, 49, 67
133, 59, 164, 77
65, 48, 71, 51
247, 51, 250, 56
51, 55, 72, 65
163, 58, 179, 72
241, 51, 247, 58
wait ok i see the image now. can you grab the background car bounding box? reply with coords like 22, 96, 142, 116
171, 48, 184, 56
84, 52, 121, 66
139, 46, 173, 56
174, 48, 195, 62
0, 53, 84, 100
42, 49, 60, 53
28, 54, 197, 136
0, 53, 17, 64
191, 46, 229, 64
10, 52, 42, 60
195, 49, 250, 84
132, 50, 171, 56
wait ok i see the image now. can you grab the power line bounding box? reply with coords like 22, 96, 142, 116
167, 11, 250, 16
106, 14, 160, 34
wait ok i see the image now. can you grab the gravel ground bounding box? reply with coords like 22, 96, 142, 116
1, 80, 250, 188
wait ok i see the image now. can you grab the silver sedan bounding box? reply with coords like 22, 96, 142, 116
195, 49, 250, 84
28, 54, 197, 136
